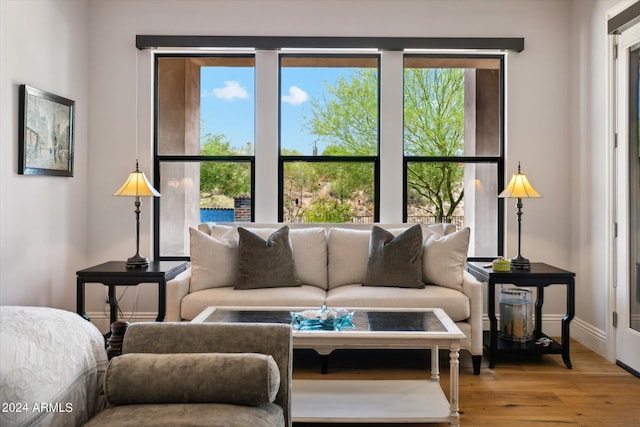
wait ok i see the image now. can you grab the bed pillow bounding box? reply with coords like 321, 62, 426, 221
363, 224, 424, 288
105, 352, 280, 406
234, 225, 300, 290
422, 227, 470, 291
189, 227, 238, 292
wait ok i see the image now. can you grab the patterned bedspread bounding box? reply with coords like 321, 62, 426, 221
0, 306, 108, 426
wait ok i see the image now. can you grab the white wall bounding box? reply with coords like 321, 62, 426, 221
0, 0, 620, 356
86, 0, 579, 324
0, 0, 90, 311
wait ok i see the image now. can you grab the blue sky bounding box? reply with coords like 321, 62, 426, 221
200, 66, 348, 155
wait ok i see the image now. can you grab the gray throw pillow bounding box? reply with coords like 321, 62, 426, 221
234, 225, 300, 289
363, 224, 424, 288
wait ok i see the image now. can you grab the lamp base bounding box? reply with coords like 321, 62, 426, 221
509, 255, 531, 270
126, 255, 149, 269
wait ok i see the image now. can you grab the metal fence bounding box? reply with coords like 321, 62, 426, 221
284, 214, 463, 229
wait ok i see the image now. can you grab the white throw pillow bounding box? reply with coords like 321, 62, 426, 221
422, 227, 470, 291
189, 227, 238, 292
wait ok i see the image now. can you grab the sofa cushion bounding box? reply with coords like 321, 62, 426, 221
328, 224, 448, 289
235, 226, 300, 290
325, 284, 470, 322
105, 352, 280, 406
180, 285, 327, 320
327, 228, 371, 289
189, 228, 238, 292
363, 224, 424, 288
203, 226, 328, 289
422, 227, 470, 291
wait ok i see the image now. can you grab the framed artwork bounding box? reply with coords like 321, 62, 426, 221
18, 85, 75, 176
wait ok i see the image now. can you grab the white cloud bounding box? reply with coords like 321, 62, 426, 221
282, 86, 308, 106
213, 81, 248, 100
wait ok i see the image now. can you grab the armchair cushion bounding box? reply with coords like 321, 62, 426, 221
105, 352, 280, 406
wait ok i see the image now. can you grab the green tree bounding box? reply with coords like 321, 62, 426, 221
305, 67, 465, 221
199, 134, 251, 203
302, 198, 355, 223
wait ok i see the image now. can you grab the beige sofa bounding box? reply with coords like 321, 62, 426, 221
166, 222, 483, 374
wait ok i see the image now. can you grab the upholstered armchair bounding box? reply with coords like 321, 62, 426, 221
85, 322, 292, 427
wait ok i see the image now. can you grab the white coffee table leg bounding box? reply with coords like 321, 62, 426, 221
431, 345, 440, 381
449, 342, 461, 426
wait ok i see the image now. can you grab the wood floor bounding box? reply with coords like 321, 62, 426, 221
291, 341, 640, 426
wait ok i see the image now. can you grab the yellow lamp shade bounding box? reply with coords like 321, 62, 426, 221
113, 167, 161, 197
498, 165, 541, 199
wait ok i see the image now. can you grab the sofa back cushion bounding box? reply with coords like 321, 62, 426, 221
194, 224, 328, 289
105, 352, 280, 406
328, 223, 459, 289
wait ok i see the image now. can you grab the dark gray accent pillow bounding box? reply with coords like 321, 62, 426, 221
363, 224, 425, 288
234, 225, 300, 289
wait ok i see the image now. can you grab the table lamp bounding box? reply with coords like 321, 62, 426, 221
113, 160, 161, 268
498, 162, 541, 270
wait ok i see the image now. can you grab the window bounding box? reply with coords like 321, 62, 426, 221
151, 41, 511, 260
279, 55, 380, 223
403, 56, 503, 257
155, 55, 255, 258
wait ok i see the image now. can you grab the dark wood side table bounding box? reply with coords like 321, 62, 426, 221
76, 260, 187, 324
467, 262, 575, 369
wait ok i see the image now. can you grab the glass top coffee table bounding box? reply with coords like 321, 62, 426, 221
192, 306, 465, 426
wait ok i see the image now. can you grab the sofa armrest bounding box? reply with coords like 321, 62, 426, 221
462, 270, 484, 356
165, 267, 191, 322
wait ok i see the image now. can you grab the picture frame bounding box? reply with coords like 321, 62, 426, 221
18, 85, 75, 176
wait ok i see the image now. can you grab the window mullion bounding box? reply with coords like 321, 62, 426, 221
379, 51, 404, 223
254, 50, 280, 222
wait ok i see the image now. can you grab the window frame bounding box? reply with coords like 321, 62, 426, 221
153, 53, 256, 261
277, 53, 382, 223
402, 53, 506, 259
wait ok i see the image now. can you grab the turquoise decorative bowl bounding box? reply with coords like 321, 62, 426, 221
291, 306, 355, 331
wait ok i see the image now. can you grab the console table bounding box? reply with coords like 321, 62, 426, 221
76, 260, 187, 324
467, 262, 575, 369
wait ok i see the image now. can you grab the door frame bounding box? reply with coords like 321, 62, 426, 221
608, 1, 640, 376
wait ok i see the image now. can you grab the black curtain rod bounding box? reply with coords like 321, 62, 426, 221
136, 35, 524, 52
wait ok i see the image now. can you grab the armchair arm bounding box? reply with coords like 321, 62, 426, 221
462, 270, 484, 356
122, 322, 293, 427
165, 267, 191, 321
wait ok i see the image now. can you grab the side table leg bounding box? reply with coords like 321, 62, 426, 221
76, 278, 90, 321
488, 280, 497, 368
157, 279, 166, 322
108, 285, 117, 324
562, 279, 575, 369
449, 343, 461, 427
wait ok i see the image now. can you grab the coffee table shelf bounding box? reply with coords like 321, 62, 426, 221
293, 379, 451, 423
